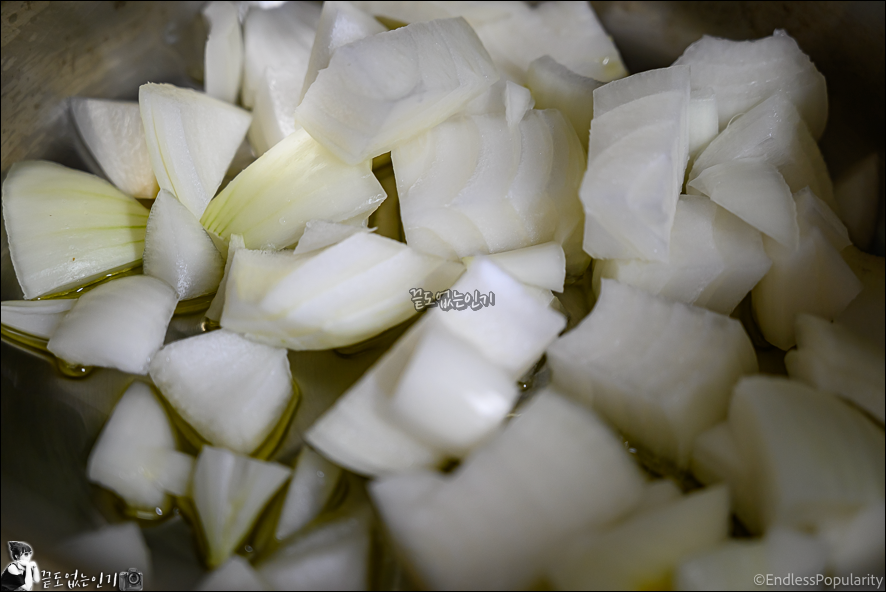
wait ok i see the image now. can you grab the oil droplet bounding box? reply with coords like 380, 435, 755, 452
155, 507, 163, 516
244, 545, 253, 553
56, 359, 94, 378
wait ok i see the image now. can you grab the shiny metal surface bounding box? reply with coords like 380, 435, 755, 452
1, 1, 884, 589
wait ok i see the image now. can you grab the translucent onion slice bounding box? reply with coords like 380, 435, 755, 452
201, 127, 386, 250
220, 232, 464, 350
295, 17, 499, 165
688, 158, 800, 249
728, 376, 885, 533
195, 556, 265, 592
0, 299, 75, 340
143, 190, 224, 300
581, 66, 690, 262
674, 29, 828, 139
690, 92, 835, 210
192, 446, 291, 568
276, 446, 344, 541
71, 98, 158, 198
526, 55, 601, 151
301, 0, 386, 101
139, 83, 252, 218
547, 279, 757, 468
1, 160, 149, 300
202, 1, 243, 104
47, 275, 177, 375
550, 485, 730, 591
785, 314, 885, 424
241, 1, 320, 108
87, 382, 193, 515
149, 329, 294, 455
371, 390, 646, 590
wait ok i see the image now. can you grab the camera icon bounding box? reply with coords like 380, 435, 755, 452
118, 567, 143, 591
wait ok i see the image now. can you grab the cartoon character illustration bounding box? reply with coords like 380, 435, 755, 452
1, 542, 39, 591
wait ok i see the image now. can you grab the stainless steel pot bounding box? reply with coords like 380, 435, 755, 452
2, 2, 884, 589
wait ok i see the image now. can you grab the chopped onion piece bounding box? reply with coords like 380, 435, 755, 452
305, 321, 445, 477
57, 523, 152, 581
220, 232, 464, 350
593, 196, 771, 314
259, 503, 372, 591
201, 128, 386, 250
301, 1, 386, 101
372, 390, 646, 590
689, 158, 799, 249
785, 314, 885, 424
674, 29, 828, 139
276, 446, 344, 541
818, 501, 886, 576
688, 87, 718, 156
205, 233, 245, 323
149, 329, 294, 455
464, 242, 566, 292
143, 190, 224, 300
247, 68, 303, 156
195, 556, 265, 592
87, 382, 193, 514
295, 17, 499, 165
241, 1, 320, 108
676, 527, 827, 591
394, 107, 587, 275
389, 323, 519, 456
0, 299, 75, 340
581, 66, 690, 262
752, 189, 862, 350
550, 485, 731, 591
690, 92, 835, 210
139, 83, 252, 218
71, 98, 158, 198
1, 160, 149, 300
728, 375, 885, 533
192, 446, 291, 567
547, 279, 757, 467
47, 276, 177, 375
526, 55, 601, 151
202, 1, 243, 104
292, 220, 370, 255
